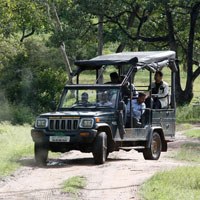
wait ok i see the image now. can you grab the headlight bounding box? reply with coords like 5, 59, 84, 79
79, 118, 94, 128
35, 118, 48, 128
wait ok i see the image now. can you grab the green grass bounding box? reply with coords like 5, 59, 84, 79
184, 129, 200, 139
0, 121, 60, 177
176, 105, 200, 123
61, 176, 86, 194
170, 143, 200, 163
0, 121, 33, 176
140, 166, 200, 200
176, 124, 192, 132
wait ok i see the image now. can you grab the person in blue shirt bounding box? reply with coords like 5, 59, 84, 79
126, 92, 146, 128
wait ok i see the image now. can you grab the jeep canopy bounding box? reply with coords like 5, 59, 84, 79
74, 51, 177, 72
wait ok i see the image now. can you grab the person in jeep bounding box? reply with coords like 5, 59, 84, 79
98, 92, 113, 107
126, 92, 146, 128
151, 71, 169, 109
81, 92, 89, 104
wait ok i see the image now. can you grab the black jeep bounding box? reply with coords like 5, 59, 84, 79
31, 51, 177, 165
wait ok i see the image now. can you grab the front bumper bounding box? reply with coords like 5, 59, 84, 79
31, 128, 97, 145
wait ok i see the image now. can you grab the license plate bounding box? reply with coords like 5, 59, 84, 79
49, 136, 70, 142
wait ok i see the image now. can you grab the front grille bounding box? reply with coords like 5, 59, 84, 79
48, 119, 79, 131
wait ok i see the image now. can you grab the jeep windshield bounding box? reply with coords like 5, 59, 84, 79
59, 88, 119, 110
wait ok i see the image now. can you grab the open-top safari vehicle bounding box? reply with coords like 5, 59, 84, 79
31, 51, 177, 165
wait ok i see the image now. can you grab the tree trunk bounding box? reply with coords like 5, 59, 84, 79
60, 42, 73, 84
176, 3, 200, 104
116, 10, 137, 53
165, 3, 197, 105
47, 2, 73, 84
97, 15, 104, 84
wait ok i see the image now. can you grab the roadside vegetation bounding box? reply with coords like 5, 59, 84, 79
140, 166, 200, 200
0, 121, 60, 177
0, 122, 33, 177
176, 105, 200, 124
184, 129, 200, 139
170, 143, 200, 163
61, 176, 86, 198
176, 123, 192, 132
170, 128, 200, 163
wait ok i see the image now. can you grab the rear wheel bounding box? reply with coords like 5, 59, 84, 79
34, 143, 48, 166
143, 132, 162, 160
92, 132, 107, 164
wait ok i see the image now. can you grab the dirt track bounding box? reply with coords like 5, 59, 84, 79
0, 128, 199, 200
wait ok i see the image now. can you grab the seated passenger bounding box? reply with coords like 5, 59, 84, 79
120, 75, 138, 100
81, 92, 89, 104
126, 92, 146, 128
105, 72, 121, 84
98, 92, 113, 107
150, 71, 169, 109
110, 72, 121, 84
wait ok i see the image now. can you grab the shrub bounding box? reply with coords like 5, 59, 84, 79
176, 104, 200, 123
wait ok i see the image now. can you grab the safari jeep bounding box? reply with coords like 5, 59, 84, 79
31, 51, 177, 165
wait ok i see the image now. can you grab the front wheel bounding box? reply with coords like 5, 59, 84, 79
143, 132, 162, 160
92, 132, 107, 164
34, 143, 48, 166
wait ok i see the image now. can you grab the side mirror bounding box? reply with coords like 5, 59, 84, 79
50, 101, 57, 112
118, 101, 125, 111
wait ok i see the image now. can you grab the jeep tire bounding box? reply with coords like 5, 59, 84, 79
143, 132, 162, 160
92, 132, 107, 164
34, 143, 48, 166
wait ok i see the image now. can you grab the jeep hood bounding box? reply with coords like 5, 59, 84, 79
40, 111, 114, 118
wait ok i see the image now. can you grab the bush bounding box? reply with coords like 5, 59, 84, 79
176, 104, 200, 123
0, 36, 67, 124
11, 104, 34, 125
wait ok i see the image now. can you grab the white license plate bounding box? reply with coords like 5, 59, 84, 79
49, 136, 70, 142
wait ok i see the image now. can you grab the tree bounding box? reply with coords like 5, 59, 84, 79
82, 0, 200, 105
45, 1, 73, 84
0, 0, 47, 41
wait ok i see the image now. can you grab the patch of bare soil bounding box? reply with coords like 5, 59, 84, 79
0, 126, 199, 200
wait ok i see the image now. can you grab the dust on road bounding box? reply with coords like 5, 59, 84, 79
0, 129, 199, 200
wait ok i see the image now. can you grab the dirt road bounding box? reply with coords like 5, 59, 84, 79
0, 128, 199, 200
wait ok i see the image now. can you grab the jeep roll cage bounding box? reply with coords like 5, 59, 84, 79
68, 51, 177, 109
71, 51, 177, 85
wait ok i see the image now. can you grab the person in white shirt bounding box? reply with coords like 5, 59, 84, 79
126, 92, 146, 128
151, 71, 169, 109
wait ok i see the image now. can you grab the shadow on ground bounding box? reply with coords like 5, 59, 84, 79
18, 156, 134, 169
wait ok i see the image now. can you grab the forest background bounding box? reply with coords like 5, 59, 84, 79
0, 0, 200, 124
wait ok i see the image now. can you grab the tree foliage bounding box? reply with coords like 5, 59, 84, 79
0, 0, 200, 124
0, 37, 67, 123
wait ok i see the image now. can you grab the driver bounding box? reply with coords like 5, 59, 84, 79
81, 92, 89, 104
98, 92, 113, 106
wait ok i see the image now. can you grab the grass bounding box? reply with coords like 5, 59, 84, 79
176, 123, 192, 132
176, 105, 200, 123
0, 121, 60, 177
140, 166, 200, 200
61, 176, 86, 197
184, 129, 200, 139
0, 121, 33, 177
170, 143, 200, 163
